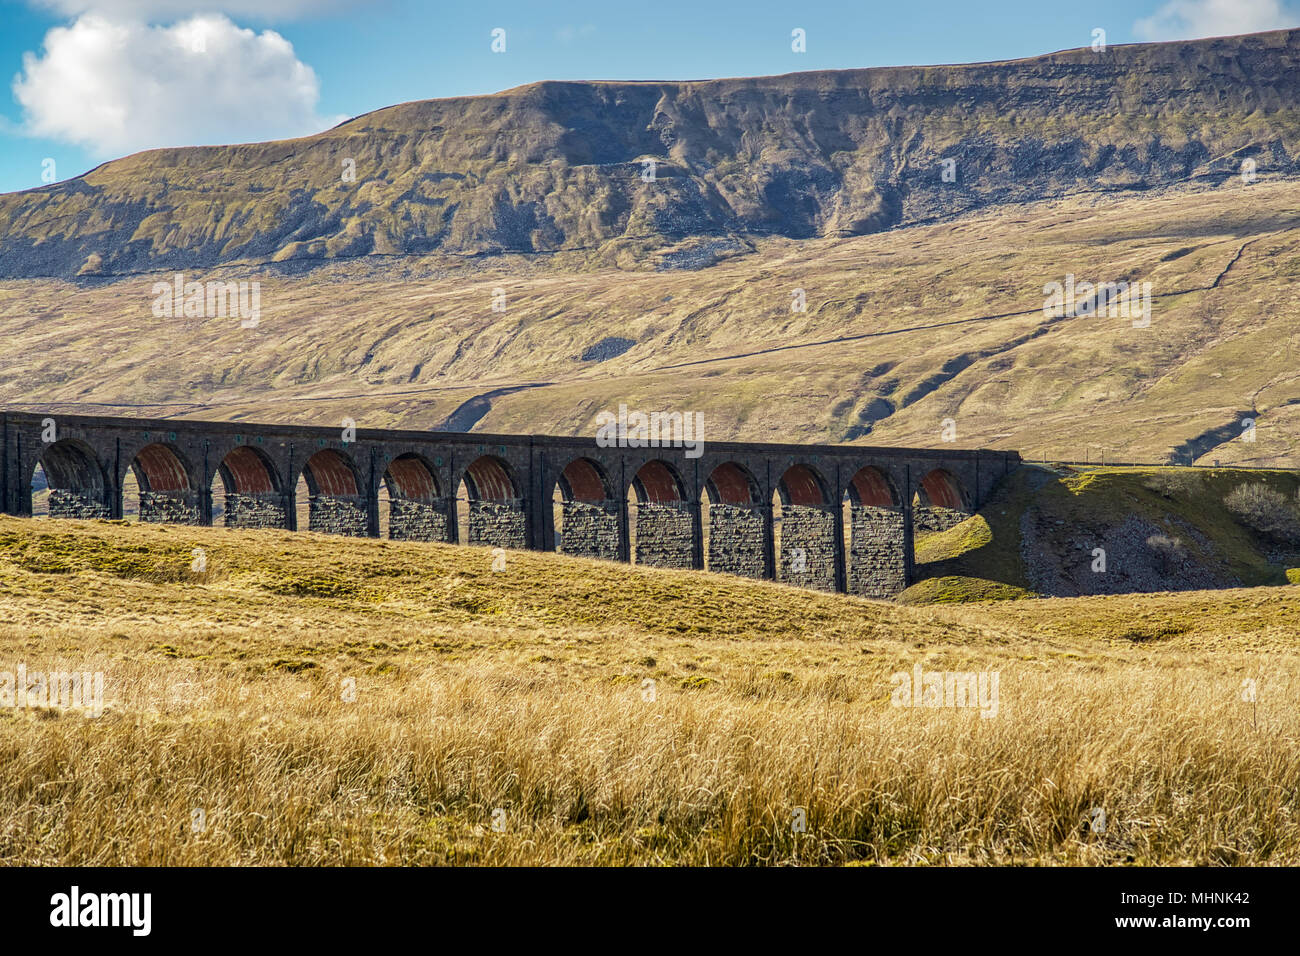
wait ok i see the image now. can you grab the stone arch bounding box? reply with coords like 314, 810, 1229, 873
128, 442, 199, 524
383, 453, 449, 541
916, 468, 967, 510
631, 459, 686, 503
913, 468, 971, 535
847, 466, 899, 508
702, 461, 767, 578
776, 464, 829, 507
773, 463, 835, 591
552, 457, 618, 559
629, 459, 692, 568
298, 448, 367, 536
459, 455, 525, 548
462, 455, 518, 502
214, 445, 285, 529
844, 465, 906, 598
33, 439, 108, 519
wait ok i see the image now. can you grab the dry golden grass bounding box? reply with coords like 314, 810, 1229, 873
1, 515, 1298, 865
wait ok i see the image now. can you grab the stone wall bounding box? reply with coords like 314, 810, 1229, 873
635, 502, 694, 569
559, 500, 619, 560
849, 505, 907, 598
915, 506, 970, 535
707, 503, 767, 578
389, 497, 450, 542
468, 500, 527, 549
224, 493, 287, 529
309, 494, 369, 537
48, 488, 108, 519
778, 504, 837, 592
139, 490, 200, 525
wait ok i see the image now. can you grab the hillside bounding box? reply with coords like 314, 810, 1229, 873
1, 514, 1298, 865
3, 31, 1300, 464
907, 464, 1300, 602
4, 178, 1300, 463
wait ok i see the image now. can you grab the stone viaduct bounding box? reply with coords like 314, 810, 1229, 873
0, 411, 1020, 598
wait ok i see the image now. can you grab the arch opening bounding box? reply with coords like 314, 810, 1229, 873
629, 459, 692, 568
773, 464, 835, 591
553, 458, 617, 559
30, 462, 49, 518
34, 440, 108, 519
843, 466, 906, 599
129, 443, 199, 525
383, 453, 449, 541
299, 449, 367, 537
122, 469, 140, 520
913, 468, 971, 536
458, 455, 525, 549
214, 445, 284, 529
702, 462, 767, 578
847, 466, 898, 508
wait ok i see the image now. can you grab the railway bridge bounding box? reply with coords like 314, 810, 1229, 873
0, 411, 1020, 598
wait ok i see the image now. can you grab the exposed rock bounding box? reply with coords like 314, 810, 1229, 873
4, 30, 1299, 278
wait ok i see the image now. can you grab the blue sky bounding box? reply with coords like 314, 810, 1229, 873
1, 0, 1297, 194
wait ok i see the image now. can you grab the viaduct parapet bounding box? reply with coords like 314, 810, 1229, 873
0, 411, 1021, 598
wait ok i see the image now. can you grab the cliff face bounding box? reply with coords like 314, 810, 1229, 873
3, 29, 1300, 279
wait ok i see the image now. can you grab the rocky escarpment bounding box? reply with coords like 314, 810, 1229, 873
2, 29, 1300, 278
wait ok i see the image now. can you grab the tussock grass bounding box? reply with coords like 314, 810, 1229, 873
1, 516, 1299, 865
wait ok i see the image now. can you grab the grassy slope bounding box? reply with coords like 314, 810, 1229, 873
904, 465, 1300, 603
1, 515, 1299, 864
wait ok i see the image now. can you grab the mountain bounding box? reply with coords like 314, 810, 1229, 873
2, 30, 1300, 278
2, 31, 1300, 466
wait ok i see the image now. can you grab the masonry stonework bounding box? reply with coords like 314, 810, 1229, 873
223, 493, 287, 529
707, 503, 767, 578
779, 504, 837, 592
468, 500, 527, 549
635, 502, 694, 568
309, 494, 368, 537
139, 490, 200, 525
914, 506, 971, 535
849, 505, 907, 598
48, 489, 108, 519
389, 498, 450, 542
559, 500, 619, 560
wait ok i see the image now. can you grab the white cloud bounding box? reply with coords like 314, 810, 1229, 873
1134, 0, 1299, 41
30, 1, 344, 20
12, 13, 345, 157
